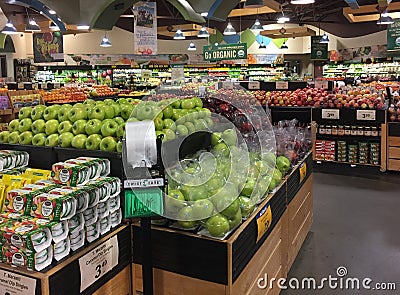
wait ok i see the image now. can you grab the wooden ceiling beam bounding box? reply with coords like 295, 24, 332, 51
260, 27, 316, 39
343, 2, 400, 23
228, 0, 280, 17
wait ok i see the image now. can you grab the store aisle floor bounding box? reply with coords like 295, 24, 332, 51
281, 173, 400, 295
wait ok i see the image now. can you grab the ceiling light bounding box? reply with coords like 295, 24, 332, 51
245, 0, 264, 8
25, 19, 41, 32
201, 12, 208, 17
377, 12, 394, 25
49, 22, 59, 31
277, 14, 290, 23
198, 25, 210, 38
281, 42, 288, 49
48, 9, 56, 15
320, 33, 329, 43
224, 22, 236, 35
1, 21, 18, 35
251, 19, 263, 33
259, 42, 266, 49
290, 0, 315, 4
100, 35, 112, 47
173, 29, 185, 39
77, 24, 90, 30
187, 42, 196, 51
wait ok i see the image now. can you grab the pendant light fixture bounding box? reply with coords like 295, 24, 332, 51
25, 19, 41, 32
290, 0, 315, 4
245, 0, 264, 8
1, 21, 18, 35
251, 19, 263, 33
197, 25, 210, 38
377, 11, 394, 25
224, 22, 236, 35
320, 33, 329, 43
277, 12, 290, 24
259, 42, 266, 49
49, 22, 59, 31
187, 42, 197, 51
100, 34, 112, 47
173, 29, 185, 39
281, 42, 288, 50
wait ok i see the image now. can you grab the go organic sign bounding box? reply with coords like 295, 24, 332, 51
203, 43, 247, 61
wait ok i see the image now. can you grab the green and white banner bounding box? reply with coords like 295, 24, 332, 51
387, 20, 400, 51
311, 36, 328, 60
203, 43, 247, 61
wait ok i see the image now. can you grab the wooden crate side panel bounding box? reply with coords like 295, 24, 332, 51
231, 221, 282, 295
388, 147, 400, 159
133, 264, 227, 295
280, 210, 289, 279
388, 136, 400, 147
388, 159, 400, 171
92, 266, 132, 295
288, 191, 312, 239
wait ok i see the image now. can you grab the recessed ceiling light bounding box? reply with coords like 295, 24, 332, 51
77, 24, 90, 30
48, 9, 56, 15
201, 12, 208, 17
290, 0, 315, 4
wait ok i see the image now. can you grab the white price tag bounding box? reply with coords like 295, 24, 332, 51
275, 81, 288, 90
321, 109, 340, 120
222, 81, 234, 89
17, 82, 24, 90
141, 70, 152, 79
79, 236, 119, 292
315, 80, 329, 89
198, 86, 206, 96
248, 81, 260, 90
0, 269, 36, 295
357, 110, 376, 121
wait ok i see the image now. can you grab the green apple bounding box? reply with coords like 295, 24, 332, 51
212, 143, 229, 157
72, 119, 87, 135
206, 214, 230, 237
155, 131, 165, 140
8, 119, 19, 133
162, 105, 173, 119
171, 99, 181, 109
0, 131, 10, 143
120, 104, 134, 120
72, 134, 87, 149
110, 103, 121, 117
262, 152, 276, 168
192, 97, 203, 108
8, 132, 19, 144
255, 160, 270, 176
31, 119, 46, 135
85, 119, 102, 135
276, 156, 291, 174
103, 105, 115, 119
201, 108, 211, 118
165, 189, 186, 216
116, 141, 122, 153
101, 120, 118, 137
177, 206, 197, 228
205, 117, 214, 128
58, 132, 74, 148
89, 106, 105, 120
18, 107, 32, 120
45, 134, 59, 147
163, 129, 176, 142
114, 117, 124, 125
268, 178, 278, 192
175, 125, 189, 137
58, 121, 73, 134
221, 129, 237, 146
117, 98, 128, 104
172, 109, 185, 123
104, 99, 114, 105
32, 133, 46, 146
228, 208, 242, 230
163, 119, 176, 131
116, 123, 126, 138
239, 196, 255, 217
181, 99, 195, 109
194, 119, 208, 131
127, 117, 139, 123
272, 168, 282, 184
152, 117, 163, 131
95, 101, 105, 106
192, 199, 214, 220
215, 197, 240, 219
68, 107, 88, 122
74, 103, 84, 109
211, 132, 222, 146
57, 104, 73, 122
45, 119, 59, 136
43, 106, 58, 121
100, 136, 117, 152
31, 105, 46, 120
18, 118, 33, 133
136, 105, 154, 121
84, 98, 96, 105
241, 179, 256, 197
86, 134, 103, 150
18, 131, 33, 145
153, 107, 163, 120
184, 122, 195, 134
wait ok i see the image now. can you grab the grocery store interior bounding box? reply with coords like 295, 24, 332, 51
0, 0, 398, 294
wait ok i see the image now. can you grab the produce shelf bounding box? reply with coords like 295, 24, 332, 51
312, 108, 386, 125
316, 134, 381, 141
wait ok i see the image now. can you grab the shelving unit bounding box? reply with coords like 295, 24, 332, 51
323, 62, 400, 81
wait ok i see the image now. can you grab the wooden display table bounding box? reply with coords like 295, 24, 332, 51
132, 154, 313, 295
0, 225, 131, 295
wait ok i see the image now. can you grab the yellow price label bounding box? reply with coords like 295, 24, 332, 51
299, 162, 307, 184
256, 204, 272, 242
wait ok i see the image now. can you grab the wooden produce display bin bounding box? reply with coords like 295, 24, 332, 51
0, 225, 131, 295
387, 123, 400, 171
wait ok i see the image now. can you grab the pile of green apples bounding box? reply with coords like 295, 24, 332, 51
0, 98, 140, 152
165, 129, 291, 238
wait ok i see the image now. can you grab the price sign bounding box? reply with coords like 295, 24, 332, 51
0, 269, 36, 295
256, 203, 272, 243
222, 81, 234, 89
299, 162, 307, 184
79, 236, 119, 292
248, 81, 260, 90
275, 81, 288, 90
17, 82, 24, 90
198, 86, 206, 96
315, 80, 329, 89
357, 110, 376, 121
141, 70, 152, 79
321, 109, 340, 120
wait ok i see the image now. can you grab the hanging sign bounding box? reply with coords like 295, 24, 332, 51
311, 36, 328, 60
33, 32, 64, 63
133, 2, 157, 55
387, 20, 400, 51
203, 43, 247, 61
